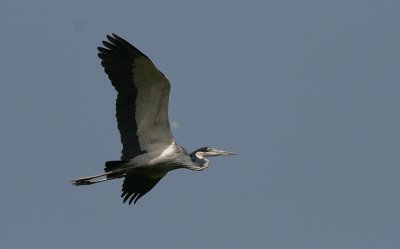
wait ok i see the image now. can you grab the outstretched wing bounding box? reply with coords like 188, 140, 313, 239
98, 34, 174, 160
121, 173, 166, 204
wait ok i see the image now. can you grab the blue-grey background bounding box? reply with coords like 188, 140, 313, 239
1, 1, 399, 248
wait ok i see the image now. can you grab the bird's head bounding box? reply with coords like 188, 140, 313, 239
191, 147, 235, 159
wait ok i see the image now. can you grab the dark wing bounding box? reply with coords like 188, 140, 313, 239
121, 173, 166, 204
98, 34, 174, 160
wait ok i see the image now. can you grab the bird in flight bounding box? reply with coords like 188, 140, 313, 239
71, 34, 234, 205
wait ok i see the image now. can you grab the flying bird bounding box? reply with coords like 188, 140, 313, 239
71, 34, 234, 204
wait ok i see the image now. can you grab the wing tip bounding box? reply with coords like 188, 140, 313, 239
121, 191, 141, 205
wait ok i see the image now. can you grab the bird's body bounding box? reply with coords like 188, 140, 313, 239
71, 34, 234, 204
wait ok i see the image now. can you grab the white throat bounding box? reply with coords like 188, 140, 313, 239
195, 151, 205, 159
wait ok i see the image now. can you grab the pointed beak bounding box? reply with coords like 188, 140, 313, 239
207, 149, 236, 157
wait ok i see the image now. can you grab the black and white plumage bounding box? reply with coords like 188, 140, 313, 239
71, 34, 234, 205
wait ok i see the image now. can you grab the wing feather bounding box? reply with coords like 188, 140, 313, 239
98, 34, 173, 160
121, 173, 165, 204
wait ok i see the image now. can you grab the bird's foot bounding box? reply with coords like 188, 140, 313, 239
70, 178, 95, 186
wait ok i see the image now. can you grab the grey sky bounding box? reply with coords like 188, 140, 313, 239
1, 0, 399, 248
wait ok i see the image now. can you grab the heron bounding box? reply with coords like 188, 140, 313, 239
70, 34, 235, 204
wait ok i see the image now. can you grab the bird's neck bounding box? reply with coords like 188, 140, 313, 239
189, 153, 209, 171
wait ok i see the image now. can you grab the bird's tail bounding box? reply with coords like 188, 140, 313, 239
105, 160, 124, 172
104, 160, 126, 179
